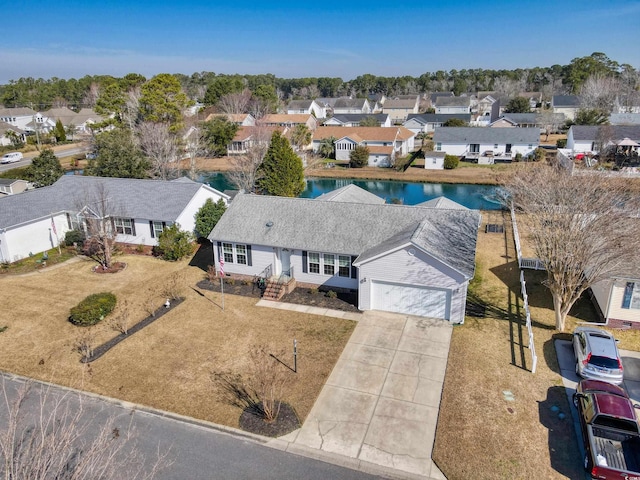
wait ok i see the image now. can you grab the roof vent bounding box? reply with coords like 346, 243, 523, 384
266, 221, 273, 227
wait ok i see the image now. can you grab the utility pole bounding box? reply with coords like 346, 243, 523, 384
30, 102, 42, 151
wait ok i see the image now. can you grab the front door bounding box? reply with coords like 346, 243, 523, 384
280, 249, 291, 277
506, 144, 512, 153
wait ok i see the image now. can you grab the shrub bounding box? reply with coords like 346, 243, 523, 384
556, 138, 567, 148
532, 147, 546, 162
514, 152, 523, 162
443, 154, 459, 170
326, 290, 337, 299
308, 287, 318, 295
64, 229, 85, 246
155, 224, 194, 261
69, 292, 117, 326
349, 145, 370, 168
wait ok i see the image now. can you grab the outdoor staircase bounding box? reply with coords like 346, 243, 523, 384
262, 279, 285, 301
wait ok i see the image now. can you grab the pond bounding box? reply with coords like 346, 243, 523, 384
201, 173, 504, 210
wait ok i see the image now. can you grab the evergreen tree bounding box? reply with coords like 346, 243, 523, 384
28, 149, 64, 187
504, 97, 531, 113
201, 117, 238, 157
54, 119, 66, 142
257, 131, 305, 197
86, 129, 151, 178
194, 198, 227, 238
349, 145, 370, 168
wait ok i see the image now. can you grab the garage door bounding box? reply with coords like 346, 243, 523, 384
371, 281, 448, 318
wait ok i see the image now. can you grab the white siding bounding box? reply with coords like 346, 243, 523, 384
175, 185, 227, 236
590, 279, 613, 319
424, 155, 444, 170
368, 154, 391, 167
1, 213, 69, 262
606, 279, 640, 323
357, 245, 468, 323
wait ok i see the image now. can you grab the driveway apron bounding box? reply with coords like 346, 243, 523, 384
288, 310, 451, 479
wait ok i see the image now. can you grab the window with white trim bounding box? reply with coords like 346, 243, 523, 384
236, 244, 247, 265
114, 218, 134, 235
338, 255, 350, 277
323, 254, 335, 275
622, 282, 640, 310
222, 243, 234, 263
308, 252, 320, 273
151, 221, 164, 238
221, 243, 249, 264
436, 142, 442, 151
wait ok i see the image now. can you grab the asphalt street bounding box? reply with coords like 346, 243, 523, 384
0, 145, 86, 173
0, 374, 389, 480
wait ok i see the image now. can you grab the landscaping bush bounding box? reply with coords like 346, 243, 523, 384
326, 290, 337, 299
349, 145, 370, 168
64, 229, 85, 246
532, 147, 546, 162
69, 292, 117, 326
556, 138, 567, 148
154, 224, 194, 261
443, 154, 459, 170
514, 152, 523, 162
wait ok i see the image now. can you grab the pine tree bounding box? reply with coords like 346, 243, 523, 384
194, 198, 227, 238
257, 131, 305, 197
28, 149, 64, 187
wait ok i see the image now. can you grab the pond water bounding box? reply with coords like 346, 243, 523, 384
201, 172, 504, 210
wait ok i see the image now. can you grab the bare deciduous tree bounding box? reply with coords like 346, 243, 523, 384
107, 300, 130, 335
0, 379, 169, 479
161, 272, 185, 301
136, 121, 180, 180
247, 344, 290, 423
73, 328, 96, 360
122, 87, 141, 131
506, 165, 640, 331
76, 183, 119, 270
183, 126, 202, 181
82, 82, 101, 108
226, 125, 271, 193
218, 89, 252, 115
579, 74, 619, 113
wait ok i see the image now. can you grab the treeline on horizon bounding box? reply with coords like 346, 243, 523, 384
1, 52, 637, 111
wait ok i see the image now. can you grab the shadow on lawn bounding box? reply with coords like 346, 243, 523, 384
538, 386, 582, 479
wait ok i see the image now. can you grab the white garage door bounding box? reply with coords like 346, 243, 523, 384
371, 281, 448, 318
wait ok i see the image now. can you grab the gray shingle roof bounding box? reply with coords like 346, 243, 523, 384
435, 96, 471, 107
610, 113, 640, 126
405, 113, 472, 124
0, 176, 227, 229
433, 127, 540, 144
325, 114, 389, 124
552, 95, 580, 107
287, 100, 313, 110
209, 194, 480, 279
316, 184, 386, 204
416, 197, 468, 209
570, 125, 640, 141
333, 98, 369, 109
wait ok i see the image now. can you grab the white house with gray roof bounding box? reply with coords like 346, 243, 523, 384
433, 127, 539, 162
0, 176, 228, 263
567, 125, 640, 154
208, 192, 480, 322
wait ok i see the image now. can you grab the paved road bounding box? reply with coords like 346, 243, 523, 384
0, 373, 389, 480
0, 145, 86, 173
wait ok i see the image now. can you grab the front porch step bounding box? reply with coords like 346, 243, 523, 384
262, 281, 285, 301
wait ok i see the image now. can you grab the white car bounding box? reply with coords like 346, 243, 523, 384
1, 152, 24, 164
573, 326, 624, 385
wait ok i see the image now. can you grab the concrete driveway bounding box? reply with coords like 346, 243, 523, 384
279, 310, 450, 479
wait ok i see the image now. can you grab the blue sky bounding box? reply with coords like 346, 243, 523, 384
1, 0, 639, 83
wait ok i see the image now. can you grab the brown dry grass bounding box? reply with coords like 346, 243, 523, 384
433, 210, 586, 480
0, 255, 354, 428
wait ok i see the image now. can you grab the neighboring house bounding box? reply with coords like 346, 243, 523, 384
429, 92, 454, 109
316, 184, 386, 204
0, 178, 30, 196
590, 269, 640, 329
312, 126, 416, 167
45, 107, 105, 135
260, 114, 317, 131
382, 95, 420, 124
0, 107, 55, 134
404, 113, 472, 134
0, 121, 26, 146
433, 127, 539, 162
474, 93, 497, 117
423, 151, 447, 170
490, 113, 566, 132
208, 191, 481, 323
332, 97, 372, 115
228, 125, 283, 155
286, 100, 326, 119
435, 96, 472, 114
518, 92, 543, 109
205, 113, 256, 126
610, 113, 640, 126
552, 95, 580, 121
566, 125, 640, 154
323, 114, 391, 127
0, 176, 228, 263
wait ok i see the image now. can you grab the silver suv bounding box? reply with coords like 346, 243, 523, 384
572, 326, 624, 385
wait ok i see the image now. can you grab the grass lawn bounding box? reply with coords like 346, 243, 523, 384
433, 209, 591, 480
0, 254, 355, 429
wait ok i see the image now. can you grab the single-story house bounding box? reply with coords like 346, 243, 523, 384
286, 100, 326, 119
323, 114, 391, 128
332, 97, 372, 115
0, 176, 228, 263
208, 190, 481, 322
205, 113, 256, 126
45, 107, 105, 135
433, 126, 539, 162
0, 178, 30, 196
552, 95, 580, 121
316, 184, 386, 204
424, 151, 447, 170
0, 121, 27, 146
260, 114, 317, 131
429, 92, 454, 109
435, 96, 471, 114
312, 126, 416, 167
382, 95, 420, 123
566, 125, 640, 154
590, 269, 640, 329
228, 126, 283, 155
404, 114, 472, 134
490, 113, 566, 133
609, 113, 640, 126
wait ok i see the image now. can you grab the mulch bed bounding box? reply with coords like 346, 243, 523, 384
280, 288, 360, 313
92, 262, 127, 274
81, 297, 185, 363
196, 279, 262, 297
239, 402, 300, 437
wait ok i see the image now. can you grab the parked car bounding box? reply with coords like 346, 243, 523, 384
1, 152, 23, 164
573, 326, 624, 385
573, 379, 640, 479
